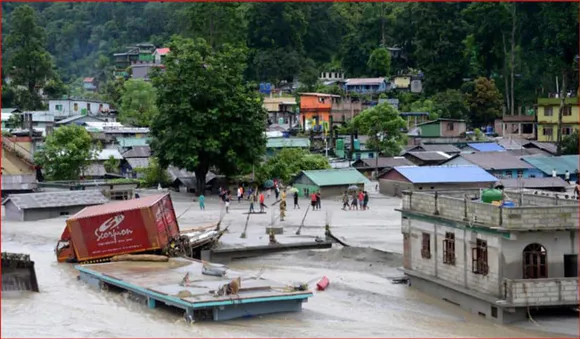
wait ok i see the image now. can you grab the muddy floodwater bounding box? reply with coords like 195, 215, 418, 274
1, 189, 577, 337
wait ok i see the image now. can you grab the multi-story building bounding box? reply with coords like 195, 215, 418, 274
48, 99, 112, 120
113, 43, 156, 79
343, 78, 391, 95
536, 97, 579, 142
500, 107, 536, 139
263, 96, 298, 127
299, 92, 341, 132
399, 189, 578, 324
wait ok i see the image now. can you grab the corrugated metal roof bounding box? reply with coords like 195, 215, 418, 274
266, 138, 310, 149
506, 148, 551, 157
84, 163, 107, 176
467, 143, 505, 152
72, 193, 167, 220
521, 155, 579, 175
392, 165, 497, 184
1, 108, 19, 114
118, 137, 150, 148
354, 157, 415, 168
496, 138, 526, 150
414, 144, 461, 153
497, 177, 569, 189
95, 149, 123, 161
166, 167, 216, 184
126, 157, 150, 169
1, 175, 38, 190
2, 190, 108, 210
345, 78, 386, 86
457, 152, 535, 170
122, 146, 151, 158
407, 151, 452, 161
55, 115, 105, 125
299, 168, 371, 186
299, 92, 341, 98
523, 141, 558, 155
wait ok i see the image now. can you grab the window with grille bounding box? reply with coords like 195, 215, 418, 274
563, 105, 572, 116
443, 232, 455, 265
544, 106, 553, 116
472, 239, 488, 275
523, 243, 547, 279
421, 233, 431, 259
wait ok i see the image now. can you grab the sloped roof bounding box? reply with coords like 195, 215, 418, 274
353, 157, 414, 169
406, 151, 452, 161
166, 167, 216, 185
297, 168, 370, 187
453, 152, 535, 170
155, 48, 170, 55
345, 78, 386, 86
126, 157, 150, 169
83, 77, 95, 83
522, 141, 558, 155
2, 190, 108, 210
55, 115, 105, 125
521, 155, 579, 175
466, 143, 505, 152
95, 149, 123, 161
84, 163, 107, 176
388, 165, 497, 184
122, 146, 151, 158
409, 144, 461, 153
266, 138, 310, 148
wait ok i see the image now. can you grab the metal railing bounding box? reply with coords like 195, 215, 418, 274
2, 136, 34, 166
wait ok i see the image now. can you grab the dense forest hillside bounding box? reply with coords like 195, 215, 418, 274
2, 2, 578, 113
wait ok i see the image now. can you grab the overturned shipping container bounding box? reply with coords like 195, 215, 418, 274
56, 193, 182, 263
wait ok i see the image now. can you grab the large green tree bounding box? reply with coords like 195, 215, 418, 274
150, 36, 267, 195
350, 103, 406, 157
119, 79, 159, 127
464, 77, 503, 128
4, 5, 54, 109
256, 148, 330, 184
35, 125, 95, 181
367, 47, 391, 77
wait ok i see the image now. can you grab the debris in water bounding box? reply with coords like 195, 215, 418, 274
316, 276, 330, 291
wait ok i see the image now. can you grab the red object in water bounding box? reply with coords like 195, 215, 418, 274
316, 276, 330, 291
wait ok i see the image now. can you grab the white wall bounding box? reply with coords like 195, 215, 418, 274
49, 100, 111, 118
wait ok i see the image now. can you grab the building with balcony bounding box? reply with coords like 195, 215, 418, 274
263, 96, 298, 127
330, 97, 363, 122
398, 189, 578, 324
299, 93, 341, 132
536, 97, 579, 142
499, 107, 536, 139
343, 78, 391, 95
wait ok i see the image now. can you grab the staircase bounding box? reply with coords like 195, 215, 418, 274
2, 136, 35, 168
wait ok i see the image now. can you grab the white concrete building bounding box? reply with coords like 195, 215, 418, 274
49, 99, 112, 120
399, 189, 578, 324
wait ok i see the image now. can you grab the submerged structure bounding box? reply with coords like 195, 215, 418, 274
76, 257, 312, 322
398, 189, 578, 324
2, 252, 40, 292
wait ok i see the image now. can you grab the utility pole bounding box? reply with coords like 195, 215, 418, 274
556, 73, 566, 155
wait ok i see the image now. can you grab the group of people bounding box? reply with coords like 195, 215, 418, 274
309, 191, 322, 210
342, 190, 369, 211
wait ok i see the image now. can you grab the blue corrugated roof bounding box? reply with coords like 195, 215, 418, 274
467, 143, 505, 152
393, 165, 498, 184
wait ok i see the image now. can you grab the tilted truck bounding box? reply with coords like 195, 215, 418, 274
55, 193, 184, 263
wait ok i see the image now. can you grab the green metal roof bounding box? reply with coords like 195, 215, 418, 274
521, 155, 579, 175
266, 138, 310, 149
299, 168, 371, 187
118, 137, 151, 148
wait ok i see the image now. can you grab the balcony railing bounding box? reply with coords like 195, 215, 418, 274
2, 136, 35, 167
400, 190, 579, 230
503, 278, 578, 306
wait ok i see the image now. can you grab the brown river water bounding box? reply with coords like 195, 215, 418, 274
1, 193, 576, 338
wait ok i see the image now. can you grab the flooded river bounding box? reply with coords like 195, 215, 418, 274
1, 192, 575, 337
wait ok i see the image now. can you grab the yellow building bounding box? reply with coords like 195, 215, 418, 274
536, 97, 579, 142
2, 136, 36, 175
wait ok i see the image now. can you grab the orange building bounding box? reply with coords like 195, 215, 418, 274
299, 93, 340, 132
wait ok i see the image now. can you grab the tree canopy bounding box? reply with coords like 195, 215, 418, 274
119, 79, 159, 127
350, 103, 407, 157
255, 148, 331, 184
150, 36, 267, 195
35, 125, 95, 181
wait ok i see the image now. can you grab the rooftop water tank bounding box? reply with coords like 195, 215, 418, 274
481, 189, 503, 203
